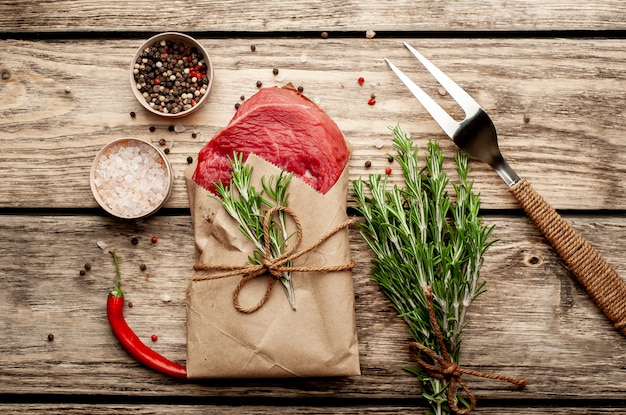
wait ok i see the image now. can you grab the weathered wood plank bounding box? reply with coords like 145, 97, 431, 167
0, 404, 624, 415
0, 0, 625, 33
0, 38, 624, 210
0, 214, 624, 398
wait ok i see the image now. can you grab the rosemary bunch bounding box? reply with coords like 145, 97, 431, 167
212, 152, 297, 310
353, 126, 495, 414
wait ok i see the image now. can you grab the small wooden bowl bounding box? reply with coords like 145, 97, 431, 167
130, 32, 214, 118
90, 138, 173, 219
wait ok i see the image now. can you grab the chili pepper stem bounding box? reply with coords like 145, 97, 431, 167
109, 251, 124, 298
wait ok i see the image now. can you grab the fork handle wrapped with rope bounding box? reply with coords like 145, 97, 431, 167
511, 178, 626, 335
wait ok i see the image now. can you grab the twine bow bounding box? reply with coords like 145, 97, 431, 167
193, 205, 356, 313
409, 286, 527, 415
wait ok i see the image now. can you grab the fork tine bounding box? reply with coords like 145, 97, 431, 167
402, 42, 482, 116
384, 57, 460, 139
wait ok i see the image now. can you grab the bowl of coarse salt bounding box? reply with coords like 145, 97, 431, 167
90, 138, 173, 219
131, 32, 214, 118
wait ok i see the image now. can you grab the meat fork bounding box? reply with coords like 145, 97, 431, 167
385, 42, 626, 336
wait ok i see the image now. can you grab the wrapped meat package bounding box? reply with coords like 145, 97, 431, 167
184, 86, 360, 379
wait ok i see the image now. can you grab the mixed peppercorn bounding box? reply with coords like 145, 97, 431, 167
133, 39, 209, 115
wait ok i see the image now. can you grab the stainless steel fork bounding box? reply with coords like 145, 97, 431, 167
385, 42, 626, 336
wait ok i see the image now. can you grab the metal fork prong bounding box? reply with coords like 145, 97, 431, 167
402, 42, 482, 116
383, 57, 460, 139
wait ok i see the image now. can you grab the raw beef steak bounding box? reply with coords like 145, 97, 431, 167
193, 86, 349, 194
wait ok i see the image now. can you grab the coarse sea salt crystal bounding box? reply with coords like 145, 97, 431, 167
93, 140, 170, 218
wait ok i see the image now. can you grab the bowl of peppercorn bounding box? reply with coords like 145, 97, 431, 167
131, 32, 214, 118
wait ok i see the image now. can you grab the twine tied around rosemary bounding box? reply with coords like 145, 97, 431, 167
409, 286, 527, 415
193, 205, 356, 313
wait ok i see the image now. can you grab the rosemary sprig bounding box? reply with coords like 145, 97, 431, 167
353, 125, 495, 415
212, 152, 297, 310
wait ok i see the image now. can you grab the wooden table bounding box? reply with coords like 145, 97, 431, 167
1, 1, 625, 414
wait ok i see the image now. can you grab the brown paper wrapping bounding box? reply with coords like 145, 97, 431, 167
184, 153, 360, 379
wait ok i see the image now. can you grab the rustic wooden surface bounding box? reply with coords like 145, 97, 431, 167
1, 1, 625, 414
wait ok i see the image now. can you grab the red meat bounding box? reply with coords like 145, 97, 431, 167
193, 86, 349, 194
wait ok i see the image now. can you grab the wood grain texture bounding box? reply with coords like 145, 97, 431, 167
0, 38, 624, 210
1, 1, 626, 411
0, 405, 625, 415
1, 214, 625, 400
0, 0, 625, 33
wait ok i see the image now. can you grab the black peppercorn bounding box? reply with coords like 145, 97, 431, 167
297, 86, 304, 92
79, 269, 86, 276
130, 111, 136, 118
388, 155, 394, 163
250, 44, 256, 52
365, 160, 372, 168
191, 133, 197, 139
149, 126, 156, 132
47, 333, 54, 342
84, 263, 91, 271
240, 95, 245, 101
256, 80, 262, 88
159, 138, 166, 146
168, 125, 175, 132
131, 237, 139, 245
187, 156, 193, 164
164, 148, 170, 154
139, 263, 147, 271
272, 68, 279, 75
235, 103, 240, 109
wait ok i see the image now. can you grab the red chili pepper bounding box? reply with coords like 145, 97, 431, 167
107, 251, 187, 379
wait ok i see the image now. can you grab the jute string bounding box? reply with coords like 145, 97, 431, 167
409, 286, 527, 415
193, 206, 356, 313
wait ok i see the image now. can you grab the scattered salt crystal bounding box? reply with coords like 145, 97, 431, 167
374, 139, 384, 149
275, 73, 286, 82
313, 97, 321, 105
161, 294, 171, 303
93, 140, 170, 218
366, 30, 376, 39
300, 54, 308, 63
96, 240, 108, 250
173, 125, 186, 133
